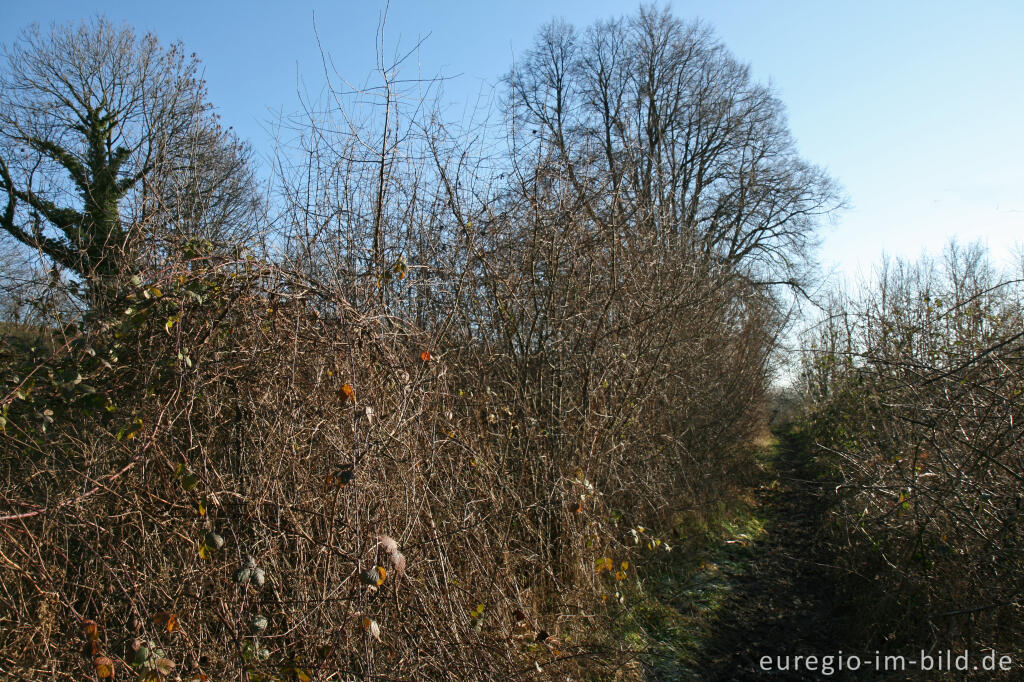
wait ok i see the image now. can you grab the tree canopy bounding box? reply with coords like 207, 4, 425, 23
507, 7, 841, 287
0, 17, 257, 310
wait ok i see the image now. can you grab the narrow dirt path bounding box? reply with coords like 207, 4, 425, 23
691, 431, 852, 681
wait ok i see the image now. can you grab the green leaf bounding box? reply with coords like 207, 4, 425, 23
116, 417, 144, 441
133, 645, 151, 664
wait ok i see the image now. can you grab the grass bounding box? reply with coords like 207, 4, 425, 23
599, 435, 778, 679
0, 320, 55, 355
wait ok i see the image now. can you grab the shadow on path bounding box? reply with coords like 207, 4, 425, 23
688, 431, 854, 681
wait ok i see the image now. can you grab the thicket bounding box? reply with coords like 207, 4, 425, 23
800, 243, 1024, 655
1, 9, 837, 679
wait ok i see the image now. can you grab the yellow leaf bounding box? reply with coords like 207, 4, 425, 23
199, 544, 210, 560
94, 656, 114, 678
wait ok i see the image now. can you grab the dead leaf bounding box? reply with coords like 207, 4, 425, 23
94, 655, 114, 678
151, 611, 177, 633
340, 383, 355, 402
361, 616, 381, 641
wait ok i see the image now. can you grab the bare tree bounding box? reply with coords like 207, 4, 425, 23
507, 6, 841, 287
0, 17, 258, 311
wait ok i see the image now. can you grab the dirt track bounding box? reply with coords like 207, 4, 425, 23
691, 432, 855, 681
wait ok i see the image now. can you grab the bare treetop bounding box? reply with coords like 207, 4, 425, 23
0, 17, 256, 310
507, 6, 842, 288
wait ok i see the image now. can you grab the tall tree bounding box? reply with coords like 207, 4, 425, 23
0, 17, 257, 310
507, 6, 841, 287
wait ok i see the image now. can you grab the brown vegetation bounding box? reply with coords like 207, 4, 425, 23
0, 9, 837, 679
800, 244, 1024, 658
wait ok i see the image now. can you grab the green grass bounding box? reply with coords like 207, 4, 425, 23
601, 437, 777, 679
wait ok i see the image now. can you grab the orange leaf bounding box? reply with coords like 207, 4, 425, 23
361, 616, 381, 641
82, 619, 99, 641
152, 611, 177, 633
340, 383, 355, 402
420, 351, 431, 362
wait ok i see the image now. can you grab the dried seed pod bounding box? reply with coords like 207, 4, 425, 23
377, 535, 398, 555
390, 551, 407, 577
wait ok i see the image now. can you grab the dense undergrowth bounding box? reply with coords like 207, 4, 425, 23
800, 244, 1024, 662
0, 7, 842, 679
0, 251, 773, 680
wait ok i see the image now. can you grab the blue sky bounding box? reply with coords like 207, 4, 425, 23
2, 1, 1022, 282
